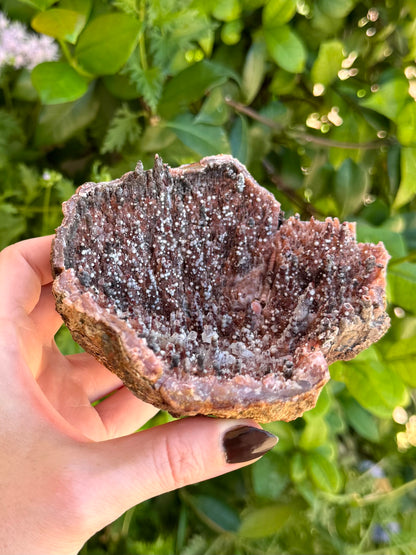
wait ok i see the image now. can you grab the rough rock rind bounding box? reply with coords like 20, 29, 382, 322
52, 155, 390, 422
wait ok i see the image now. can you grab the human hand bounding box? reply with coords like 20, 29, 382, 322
0, 236, 277, 555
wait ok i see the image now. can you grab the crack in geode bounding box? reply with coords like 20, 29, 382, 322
52, 155, 390, 422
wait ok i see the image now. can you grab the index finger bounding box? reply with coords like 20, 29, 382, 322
0, 235, 54, 318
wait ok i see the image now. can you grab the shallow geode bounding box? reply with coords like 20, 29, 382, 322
52, 155, 390, 422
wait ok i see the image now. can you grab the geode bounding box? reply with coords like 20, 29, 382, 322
52, 155, 390, 422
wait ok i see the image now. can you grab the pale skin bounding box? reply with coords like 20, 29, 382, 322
0, 236, 269, 555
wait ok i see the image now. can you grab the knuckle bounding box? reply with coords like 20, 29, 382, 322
157, 434, 206, 491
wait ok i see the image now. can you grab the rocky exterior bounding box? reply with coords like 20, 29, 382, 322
52, 155, 390, 422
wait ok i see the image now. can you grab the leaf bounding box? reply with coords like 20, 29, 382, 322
341, 361, 408, 419
191, 495, 240, 532
165, 113, 230, 157
264, 24, 306, 73
195, 87, 229, 125
263, 0, 297, 26
252, 454, 290, 500
393, 147, 416, 209
18, 0, 57, 9
122, 58, 164, 112
230, 115, 249, 164
360, 77, 409, 122
75, 13, 141, 76
212, 0, 241, 21
239, 504, 292, 538
311, 40, 344, 87
101, 104, 142, 154
34, 86, 99, 146
158, 60, 232, 119
0, 204, 26, 249
31, 8, 86, 43
388, 262, 416, 313
344, 397, 380, 442
299, 417, 328, 450
241, 39, 267, 103
31, 62, 89, 104
102, 74, 139, 100
356, 223, 407, 260
290, 452, 307, 483
397, 102, 416, 146
318, 0, 356, 18
306, 452, 342, 493
334, 158, 370, 217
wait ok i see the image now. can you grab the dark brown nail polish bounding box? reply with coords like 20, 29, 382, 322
223, 426, 278, 464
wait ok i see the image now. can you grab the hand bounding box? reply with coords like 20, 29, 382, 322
0, 236, 277, 555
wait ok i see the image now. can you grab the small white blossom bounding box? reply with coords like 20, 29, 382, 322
0, 11, 59, 71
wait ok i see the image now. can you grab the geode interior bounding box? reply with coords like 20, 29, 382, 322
52, 155, 390, 422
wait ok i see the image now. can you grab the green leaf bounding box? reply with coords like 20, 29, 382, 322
341, 361, 408, 419
158, 60, 232, 119
31, 62, 89, 105
101, 104, 142, 154
318, 0, 356, 18
252, 454, 290, 500
191, 495, 240, 532
306, 452, 342, 493
299, 417, 328, 450
34, 86, 99, 146
388, 262, 416, 313
239, 504, 292, 538
394, 147, 416, 209
361, 77, 409, 122
195, 87, 229, 126
384, 338, 416, 386
230, 115, 249, 164
264, 24, 306, 73
165, 113, 230, 157
241, 39, 267, 104
397, 102, 416, 146
212, 0, 241, 21
263, 0, 297, 26
31, 8, 86, 43
102, 74, 139, 100
290, 452, 307, 483
75, 13, 141, 76
122, 58, 164, 112
344, 397, 380, 442
0, 204, 26, 249
18, 0, 56, 9
311, 40, 344, 87
356, 223, 407, 260
334, 158, 370, 217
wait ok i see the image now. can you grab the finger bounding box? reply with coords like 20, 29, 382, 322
78, 418, 278, 531
65, 352, 123, 401
0, 236, 54, 319
95, 387, 160, 438
30, 284, 63, 340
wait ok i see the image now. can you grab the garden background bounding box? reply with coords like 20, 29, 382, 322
1, 0, 416, 553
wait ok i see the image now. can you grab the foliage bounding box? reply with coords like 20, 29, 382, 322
1, 0, 416, 553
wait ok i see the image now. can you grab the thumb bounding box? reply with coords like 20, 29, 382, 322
78, 416, 277, 531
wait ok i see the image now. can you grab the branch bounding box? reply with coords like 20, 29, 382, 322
225, 98, 392, 150
262, 159, 325, 218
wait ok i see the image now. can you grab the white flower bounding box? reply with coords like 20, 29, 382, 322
0, 11, 59, 71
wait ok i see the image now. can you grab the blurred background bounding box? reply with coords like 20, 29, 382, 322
1, 0, 416, 553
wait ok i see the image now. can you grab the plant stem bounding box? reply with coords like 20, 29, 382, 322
263, 159, 324, 217
225, 98, 392, 150
138, 0, 148, 70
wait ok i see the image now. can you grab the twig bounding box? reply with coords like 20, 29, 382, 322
225, 98, 392, 150
262, 159, 324, 218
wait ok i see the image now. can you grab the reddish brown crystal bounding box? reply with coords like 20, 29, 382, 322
52, 155, 390, 422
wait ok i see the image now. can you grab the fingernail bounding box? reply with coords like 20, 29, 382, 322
223, 425, 278, 464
